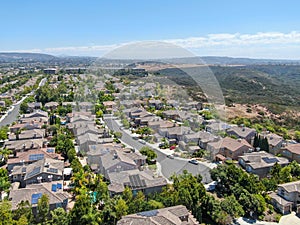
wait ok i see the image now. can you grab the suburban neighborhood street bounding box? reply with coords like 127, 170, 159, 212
104, 116, 213, 183
0, 77, 47, 127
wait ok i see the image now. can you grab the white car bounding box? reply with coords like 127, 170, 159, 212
138, 139, 146, 144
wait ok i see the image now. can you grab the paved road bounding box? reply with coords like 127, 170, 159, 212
104, 116, 213, 183
0, 77, 47, 127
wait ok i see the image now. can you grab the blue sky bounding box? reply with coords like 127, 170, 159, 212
1, 0, 300, 58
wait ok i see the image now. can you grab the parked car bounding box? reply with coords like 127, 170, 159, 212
188, 159, 199, 165
167, 154, 174, 159
169, 145, 176, 150
138, 139, 146, 144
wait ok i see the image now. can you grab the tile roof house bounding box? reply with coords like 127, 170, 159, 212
117, 205, 199, 225
18, 116, 48, 125
9, 182, 69, 214
5, 138, 45, 153
44, 101, 59, 110
27, 102, 42, 112
262, 133, 284, 155
205, 121, 231, 134
77, 133, 100, 154
148, 119, 175, 132
10, 157, 64, 188
10, 121, 45, 133
108, 169, 167, 196
159, 126, 192, 142
238, 151, 289, 177
103, 101, 117, 113
23, 110, 48, 118
90, 147, 140, 179
8, 129, 45, 141
148, 99, 163, 110
280, 144, 300, 163
7, 147, 62, 172
269, 180, 300, 214
226, 126, 256, 144
207, 137, 253, 160
120, 100, 141, 108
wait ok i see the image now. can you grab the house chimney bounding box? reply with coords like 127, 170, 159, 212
113, 152, 118, 159
37, 176, 42, 183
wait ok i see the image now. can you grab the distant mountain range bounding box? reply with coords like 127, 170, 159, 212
1, 52, 300, 65
0, 52, 57, 62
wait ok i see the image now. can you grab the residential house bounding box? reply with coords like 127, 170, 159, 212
18, 116, 48, 125
117, 205, 199, 225
93, 148, 139, 179
148, 99, 163, 110
7, 147, 62, 172
238, 151, 289, 177
27, 102, 42, 112
207, 137, 253, 160
5, 138, 45, 153
10, 122, 44, 133
0, 100, 5, 108
205, 121, 231, 134
11, 157, 64, 187
120, 100, 141, 109
198, 132, 219, 150
226, 125, 256, 144
9, 182, 69, 214
103, 101, 117, 113
23, 110, 48, 118
77, 133, 99, 154
8, 129, 45, 141
261, 132, 284, 155
79, 102, 93, 111
269, 180, 300, 214
166, 99, 179, 108
148, 119, 175, 133
108, 169, 167, 196
184, 101, 202, 110
280, 144, 300, 163
44, 102, 59, 110
159, 126, 192, 142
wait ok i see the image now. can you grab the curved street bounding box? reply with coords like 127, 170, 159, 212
103, 116, 213, 183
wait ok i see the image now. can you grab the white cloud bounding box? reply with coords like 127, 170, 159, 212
6, 31, 300, 59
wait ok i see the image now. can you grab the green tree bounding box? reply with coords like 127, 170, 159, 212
69, 193, 97, 225
114, 132, 122, 139
13, 200, 33, 224
220, 195, 244, 219
50, 207, 69, 225
0, 126, 8, 140
0, 168, 10, 200
115, 198, 128, 220
0, 148, 12, 163
37, 194, 49, 224
0, 200, 13, 225
295, 131, 300, 143
140, 146, 157, 164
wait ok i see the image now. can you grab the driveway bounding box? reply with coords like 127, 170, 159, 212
103, 115, 213, 183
